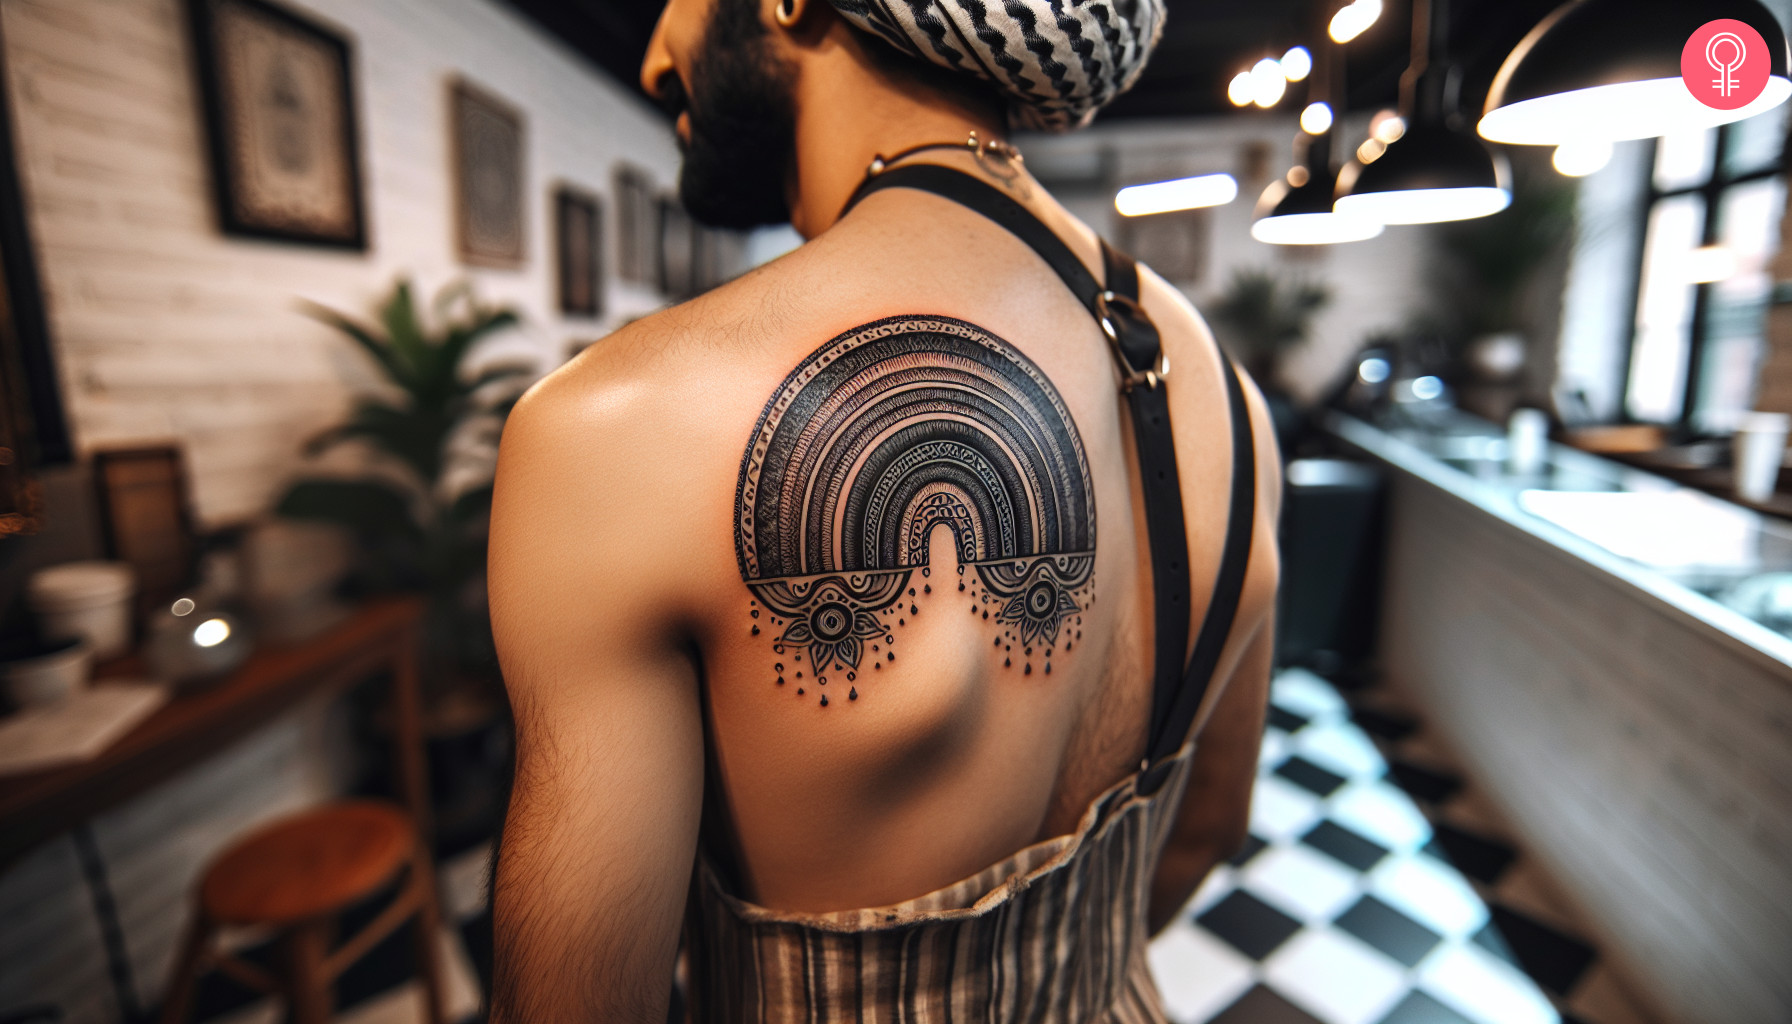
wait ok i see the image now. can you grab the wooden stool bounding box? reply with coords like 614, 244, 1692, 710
158, 800, 445, 1024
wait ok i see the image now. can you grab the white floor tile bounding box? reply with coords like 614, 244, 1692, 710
1292, 722, 1387, 779
1328, 780, 1433, 852
1261, 927, 1409, 1024
1238, 844, 1363, 924
1187, 864, 1237, 915
1148, 922, 1258, 1024
1368, 854, 1489, 940
1259, 729, 1289, 768
438, 841, 493, 922
1271, 669, 1350, 720
1249, 775, 1325, 842
1418, 943, 1560, 1024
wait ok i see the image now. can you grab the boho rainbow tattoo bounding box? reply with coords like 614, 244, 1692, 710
733, 315, 1095, 705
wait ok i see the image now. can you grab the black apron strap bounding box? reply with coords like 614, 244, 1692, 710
1141, 356, 1256, 789
843, 163, 1255, 794
1098, 241, 1192, 782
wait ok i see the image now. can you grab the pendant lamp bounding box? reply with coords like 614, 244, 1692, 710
1479, 0, 1791, 146
1256, 133, 1386, 245
1333, 0, 1511, 225
1255, 33, 1384, 245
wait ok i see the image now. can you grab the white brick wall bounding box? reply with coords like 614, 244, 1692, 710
0, 2, 678, 1017
3, 0, 680, 526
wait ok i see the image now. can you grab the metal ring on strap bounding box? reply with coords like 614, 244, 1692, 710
1093, 290, 1169, 392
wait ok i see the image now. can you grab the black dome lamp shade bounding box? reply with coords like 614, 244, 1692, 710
1334, 0, 1511, 225
1255, 132, 1385, 244
1254, 36, 1384, 245
1479, 0, 1791, 146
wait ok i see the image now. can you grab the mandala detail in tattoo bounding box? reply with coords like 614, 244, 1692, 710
734, 315, 1096, 702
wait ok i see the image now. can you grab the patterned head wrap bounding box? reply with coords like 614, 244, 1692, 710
828, 0, 1166, 132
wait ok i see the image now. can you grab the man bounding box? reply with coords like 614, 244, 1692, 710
486, 0, 1281, 1017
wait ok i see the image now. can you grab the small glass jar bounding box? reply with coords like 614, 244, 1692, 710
145, 593, 252, 690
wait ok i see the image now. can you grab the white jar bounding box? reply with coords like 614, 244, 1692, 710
2, 639, 92, 707
27, 561, 136, 660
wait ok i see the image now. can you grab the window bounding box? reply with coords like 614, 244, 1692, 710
1624, 108, 1790, 430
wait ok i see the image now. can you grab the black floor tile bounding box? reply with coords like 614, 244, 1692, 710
185, 938, 277, 1023
1352, 706, 1419, 742
178, 881, 428, 1024
1387, 759, 1464, 804
1267, 704, 1310, 733
1273, 755, 1347, 797
1426, 821, 1517, 885
334, 884, 431, 1011
1472, 919, 1519, 966
1227, 833, 1269, 868
1195, 890, 1303, 961
1301, 819, 1390, 872
1376, 989, 1476, 1024
1485, 904, 1597, 996
461, 908, 494, 1001
1333, 895, 1443, 967
1210, 984, 1327, 1024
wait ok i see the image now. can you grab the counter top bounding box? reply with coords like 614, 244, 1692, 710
1329, 411, 1792, 671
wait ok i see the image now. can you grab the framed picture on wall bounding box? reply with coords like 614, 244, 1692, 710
188, 0, 367, 248
613, 165, 659, 285
93, 447, 199, 613
1, 46, 69, 537
452, 79, 526, 267
554, 185, 603, 318
1115, 209, 1210, 286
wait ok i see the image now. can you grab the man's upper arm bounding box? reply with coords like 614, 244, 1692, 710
486, 370, 706, 1024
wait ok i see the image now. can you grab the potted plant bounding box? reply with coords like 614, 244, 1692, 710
276, 279, 530, 708
1428, 162, 1575, 410
1205, 267, 1332, 391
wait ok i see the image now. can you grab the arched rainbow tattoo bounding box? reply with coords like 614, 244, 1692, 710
734, 315, 1095, 702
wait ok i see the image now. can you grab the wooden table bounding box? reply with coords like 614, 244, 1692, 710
0, 596, 429, 870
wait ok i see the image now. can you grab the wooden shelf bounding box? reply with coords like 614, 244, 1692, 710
0, 596, 426, 870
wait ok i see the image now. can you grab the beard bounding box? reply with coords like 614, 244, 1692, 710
666, 5, 798, 230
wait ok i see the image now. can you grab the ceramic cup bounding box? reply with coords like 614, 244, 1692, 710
1507, 407, 1550, 474
2, 638, 93, 708
1733, 412, 1791, 503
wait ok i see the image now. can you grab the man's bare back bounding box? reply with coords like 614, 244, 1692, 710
486, 0, 1279, 1016
489, 168, 1279, 1013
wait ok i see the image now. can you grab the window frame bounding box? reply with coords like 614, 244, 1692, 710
1622, 123, 1790, 430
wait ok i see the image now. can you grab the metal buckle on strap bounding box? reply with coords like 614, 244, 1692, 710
1094, 290, 1169, 392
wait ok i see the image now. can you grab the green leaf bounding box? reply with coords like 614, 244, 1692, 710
465, 363, 534, 391
379, 280, 428, 377
276, 479, 424, 541
434, 309, 521, 399
302, 302, 412, 390
304, 399, 450, 484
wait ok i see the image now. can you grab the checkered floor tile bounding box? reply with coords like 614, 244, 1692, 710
1147, 669, 1645, 1024
182, 669, 1650, 1024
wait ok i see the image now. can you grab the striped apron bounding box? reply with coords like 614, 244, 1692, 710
684, 163, 1258, 1023
684, 745, 1196, 1023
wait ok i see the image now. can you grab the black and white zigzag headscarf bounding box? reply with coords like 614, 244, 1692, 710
828, 0, 1166, 131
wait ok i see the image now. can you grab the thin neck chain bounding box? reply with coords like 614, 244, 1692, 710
864, 130, 1023, 180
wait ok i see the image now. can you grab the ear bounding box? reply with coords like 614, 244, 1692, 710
769, 0, 804, 28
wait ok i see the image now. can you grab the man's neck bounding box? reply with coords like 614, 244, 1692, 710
784, 32, 1008, 239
